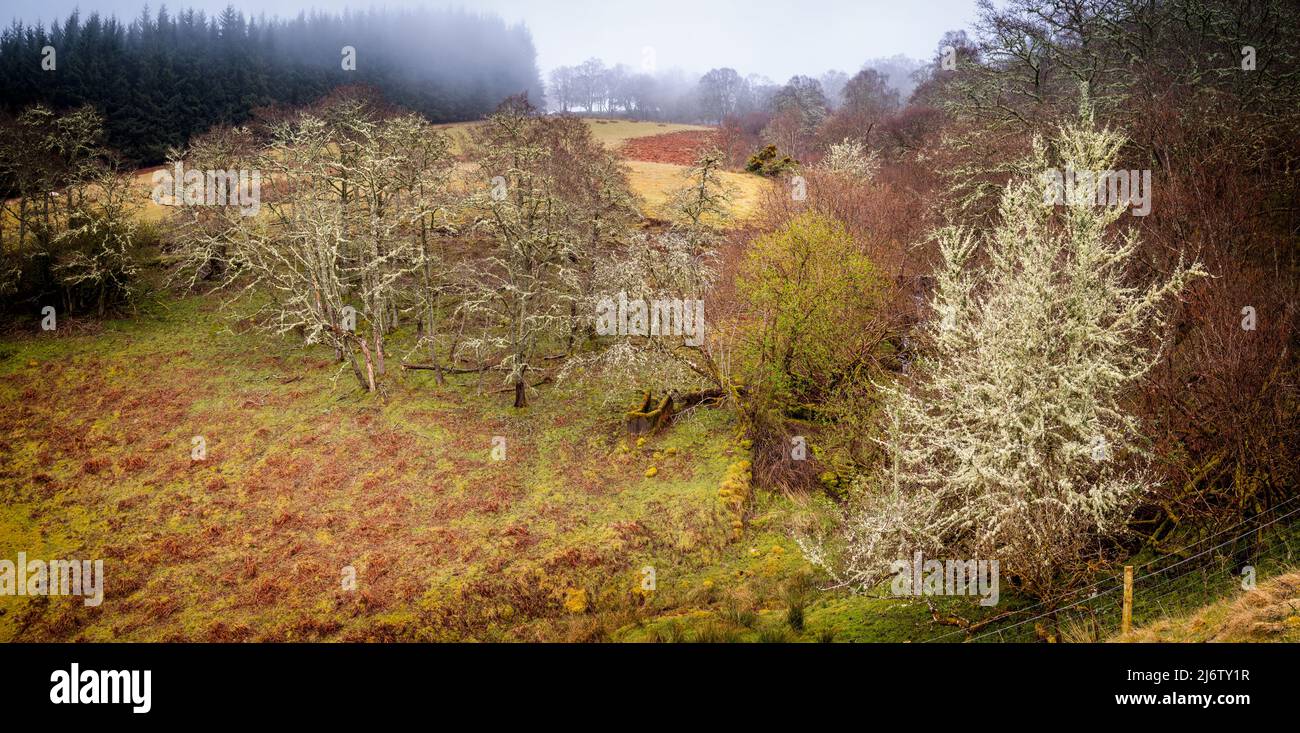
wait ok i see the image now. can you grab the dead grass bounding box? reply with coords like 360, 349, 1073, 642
1119, 571, 1300, 642
433, 118, 711, 156
623, 160, 767, 221
0, 292, 823, 641
617, 129, 720, 165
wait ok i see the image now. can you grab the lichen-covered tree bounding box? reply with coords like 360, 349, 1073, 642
405, 127, 458, 384
169, 101, 453, 394
818, 139, 880, 180
50, 164, 143, 317
527, 115, 638, 354
801, 106, 1205, 606
667, 148, 735, 247
332, 108, 454, 383
0, 104, 142, 315
562, 161, 738, 415
461, 97, 583, 408
163, 125, 260, 288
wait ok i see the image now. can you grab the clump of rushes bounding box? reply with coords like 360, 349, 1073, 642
691, 620, 742, 643
757, 624, 794, 643
720, 594, 758, 628
647, 621, 686, 643
783, 573, 815, 631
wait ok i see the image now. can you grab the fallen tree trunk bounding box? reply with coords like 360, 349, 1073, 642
926, 600, 1019, 637
401, 363, 498, 374
625, 388, 727, 435
491, 376, 553, 394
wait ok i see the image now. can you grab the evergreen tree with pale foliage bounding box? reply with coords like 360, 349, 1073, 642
801, 104, 1206, 605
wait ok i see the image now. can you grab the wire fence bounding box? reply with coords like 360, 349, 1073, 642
924, 497, 1300, 643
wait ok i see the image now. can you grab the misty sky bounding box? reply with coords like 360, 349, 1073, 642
4, 0, 983, 80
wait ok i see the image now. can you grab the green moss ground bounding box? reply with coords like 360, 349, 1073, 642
0, 292, 902, 641
3, 292, 1287, 642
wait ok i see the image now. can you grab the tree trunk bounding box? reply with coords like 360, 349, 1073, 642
347, 348, 368, 391
18, 197, 28, 251
356, 337, 377, 393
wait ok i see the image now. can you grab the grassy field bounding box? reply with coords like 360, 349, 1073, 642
434, 117, 712, 153
0, 289, 948, 642
107, 118, 767, 225
438, 117, 767, 220
5, 295, 1291, 641
623, 159, 765, 220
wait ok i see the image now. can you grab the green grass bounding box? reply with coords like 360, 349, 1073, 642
7, 292, 1285, 642
0, 290, 834, 641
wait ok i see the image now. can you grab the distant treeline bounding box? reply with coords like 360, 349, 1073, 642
0, 6, 545, 163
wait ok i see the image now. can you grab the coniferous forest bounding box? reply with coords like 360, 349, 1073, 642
0, 6, 545, 163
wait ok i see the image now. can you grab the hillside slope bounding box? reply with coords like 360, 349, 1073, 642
1118, 571, 1300, 643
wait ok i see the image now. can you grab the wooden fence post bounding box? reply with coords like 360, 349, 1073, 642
1122, 565, 1134, 635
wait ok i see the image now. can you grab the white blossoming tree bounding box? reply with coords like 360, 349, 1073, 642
802, 104, 1206, 605
818, 138, 880, 181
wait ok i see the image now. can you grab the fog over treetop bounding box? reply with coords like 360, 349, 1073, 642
4, 0, 978, 80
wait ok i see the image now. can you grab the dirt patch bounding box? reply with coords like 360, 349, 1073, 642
618, 130, 720, 166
